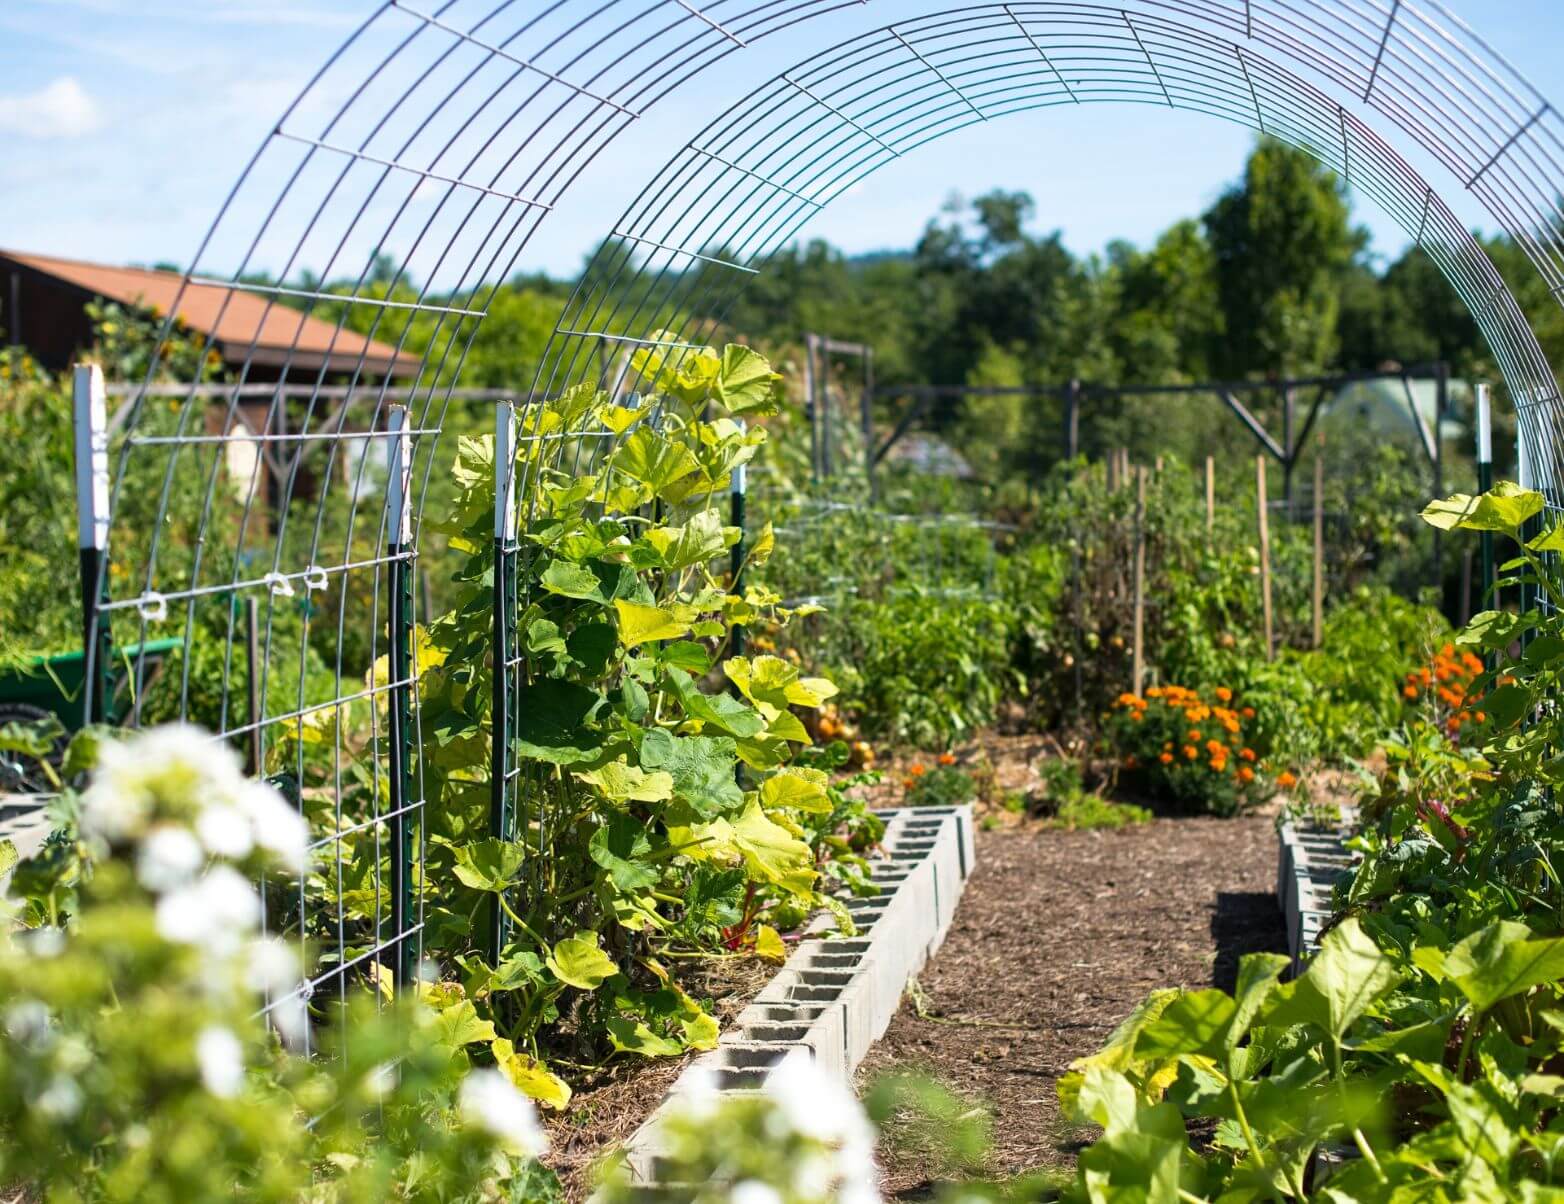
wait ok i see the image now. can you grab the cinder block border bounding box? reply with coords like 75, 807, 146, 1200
622, 803, 975, 1182
1276, 815, 1355, 976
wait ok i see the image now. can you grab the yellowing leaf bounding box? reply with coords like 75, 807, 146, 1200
599, 403, 643, 434
714, 344, 778, 414
548, 931, 618, 990
574, 760, 675, 803
614, 599, 693, 647
760, 767, 831, 814
754, 924, 787, 964
491, 1038, 572, 1109
746, 521, 776, 568
731, 798, 816, 894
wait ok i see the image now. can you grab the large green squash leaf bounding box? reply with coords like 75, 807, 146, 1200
547, 931, 617, 990
589, 813, 660, 892
639, 729, 743, 818
714, 344, 778, 414
514, 680, 603, 765
451, 839, 525, 893
1421, 481, 1544, 536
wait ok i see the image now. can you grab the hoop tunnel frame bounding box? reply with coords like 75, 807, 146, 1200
96, 0, 1564, 1035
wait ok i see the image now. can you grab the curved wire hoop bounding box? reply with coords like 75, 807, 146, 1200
97, 0, 1564, 1029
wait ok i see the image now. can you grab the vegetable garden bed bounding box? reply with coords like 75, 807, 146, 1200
857, 812, 1286, 1193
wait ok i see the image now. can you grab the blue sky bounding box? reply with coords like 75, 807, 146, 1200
2, 0, 1562, 282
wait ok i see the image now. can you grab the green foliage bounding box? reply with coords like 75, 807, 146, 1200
901, 764, 977, 808
255, 343, 883, 1096
1052, 482, 1564, 1201
0, 725, 554, 1203
1043, 794, 1150, 832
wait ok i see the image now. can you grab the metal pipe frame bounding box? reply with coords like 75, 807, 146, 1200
96, 0, 1564, 1053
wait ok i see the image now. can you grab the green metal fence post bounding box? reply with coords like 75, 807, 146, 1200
729, 419, 747, 662
386, 405, 417, 986
490, 400, 518, 963
73, 363, 112, 727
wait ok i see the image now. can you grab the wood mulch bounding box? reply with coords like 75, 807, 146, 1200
855, 810, 1287, 1197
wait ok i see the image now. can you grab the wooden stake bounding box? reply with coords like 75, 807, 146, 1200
1257, 455, 1274, 661
1132, 466, 1147, 696
1204, 455, 1215, 536
1312, 444, 1324, 649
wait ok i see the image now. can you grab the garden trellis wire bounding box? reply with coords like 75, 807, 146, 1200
78, 0, 1564, 1054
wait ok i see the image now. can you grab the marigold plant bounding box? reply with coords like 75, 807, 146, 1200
1106, 685, 1288, 816
1401, 642, 1489, 741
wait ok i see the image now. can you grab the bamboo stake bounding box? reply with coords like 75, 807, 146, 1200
1204, 455, 1215, 536
1312, 442, 1324, 649
1132, 466, 1147, 696
1257, 455, 1274, 661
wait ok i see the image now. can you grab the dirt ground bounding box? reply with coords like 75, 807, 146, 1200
855, 812, 1287, 1197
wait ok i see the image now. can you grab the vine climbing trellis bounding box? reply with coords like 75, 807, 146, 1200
71, 0, 1564, 1055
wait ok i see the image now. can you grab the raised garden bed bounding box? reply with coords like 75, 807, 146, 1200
621, 804, 974, 1184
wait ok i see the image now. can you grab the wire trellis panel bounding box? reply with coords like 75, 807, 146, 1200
91, 0, 1564, 1057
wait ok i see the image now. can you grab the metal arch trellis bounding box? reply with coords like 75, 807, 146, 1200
79, 0, 1564, 1055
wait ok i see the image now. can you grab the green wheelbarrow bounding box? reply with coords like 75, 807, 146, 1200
0, 638, 182, 793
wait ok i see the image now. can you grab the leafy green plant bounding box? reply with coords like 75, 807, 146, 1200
900, 763, 977, 808
0, 724, 555, 1203
1050, 481, 1564, 1201
252, 343, 883, 1103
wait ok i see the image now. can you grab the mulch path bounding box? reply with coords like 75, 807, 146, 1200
855, 812, 1287, 1196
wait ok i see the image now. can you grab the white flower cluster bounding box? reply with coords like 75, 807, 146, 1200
761, 1058, 881, 1204
652, 1057, 882, 1203
459, 1068, 549, 1159
84, 724, 308, 875
84, 725, 310, 1040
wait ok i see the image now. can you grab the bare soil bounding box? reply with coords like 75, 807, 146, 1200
855, 812, 1286, 1197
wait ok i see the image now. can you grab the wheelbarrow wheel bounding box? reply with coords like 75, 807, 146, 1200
0, 703, 67, 796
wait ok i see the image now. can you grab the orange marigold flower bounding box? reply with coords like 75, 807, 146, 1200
1183, 745, 1199, 760
1474, 711, 1486, 723
1224, 719, 1241, 734
1146, 686, 1164, 698
937, 752, 956, 766
1159, 752, 1174, 764
1214, 686, 1233, 702
1241, 706, 1256, 719
1237, 766, 1255, 783
901, 777, 916, 789
910, 763, 926, 776
1403, 685, 1419, 700
1276, 771, 1298, 788
1239, 748, 1256, 762
1130, 712, 1144, 722
1209, 758, 1228, 772
1205, 739, 1225, 754
1187, 729, 1203, 742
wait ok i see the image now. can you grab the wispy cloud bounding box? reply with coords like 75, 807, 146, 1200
0, 76, 104, 139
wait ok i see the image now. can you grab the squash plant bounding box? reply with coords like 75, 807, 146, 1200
353, 343, 875, 1102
